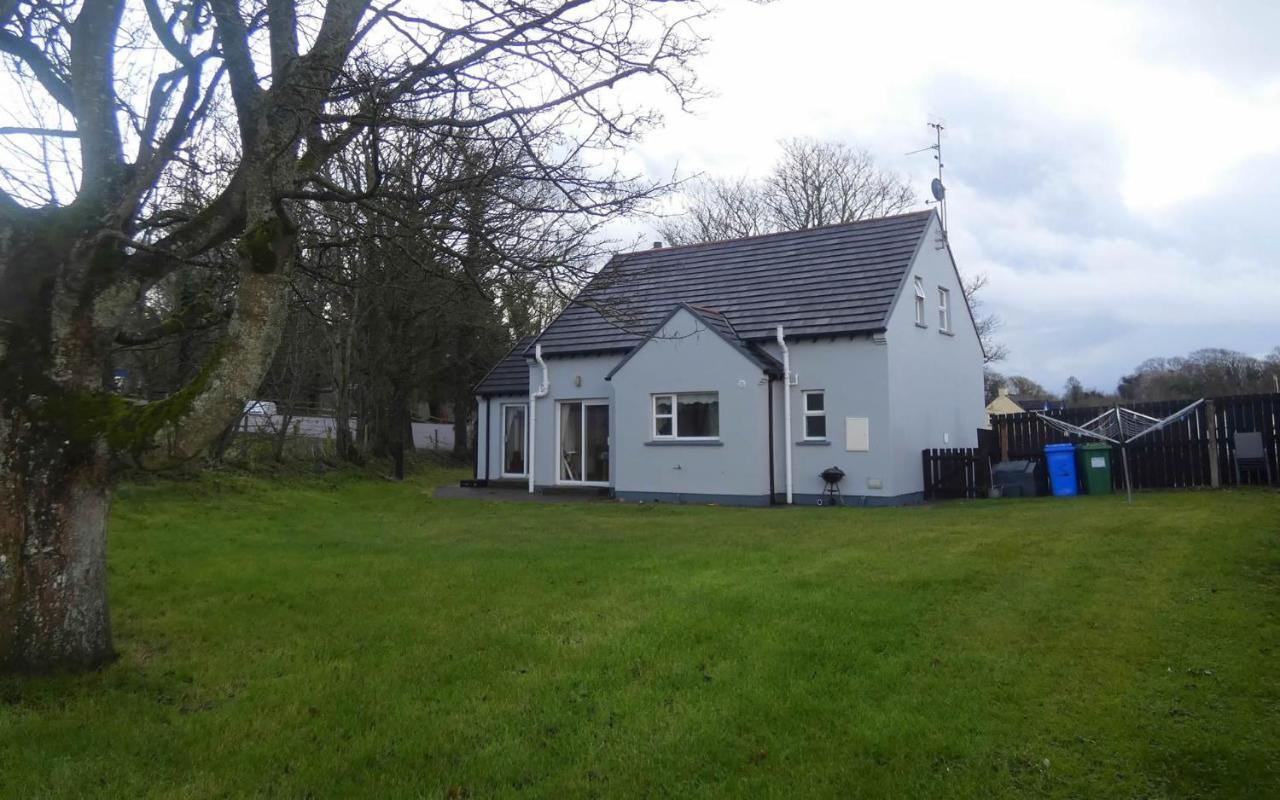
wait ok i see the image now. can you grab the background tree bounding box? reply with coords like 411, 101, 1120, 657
764, 139, 915, 230
0, 0, 706, 672
1117, 347, 1280, 401
658, 138, 914, 245
1002, 374, 1054, 400
1064, 376, 1084, 406
961, 272, 1008, 365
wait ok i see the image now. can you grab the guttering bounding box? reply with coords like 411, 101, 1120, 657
528, 344, 551, 493
776, 325, 794, 505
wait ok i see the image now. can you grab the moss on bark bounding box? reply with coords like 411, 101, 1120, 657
239, 218, 283, 274
35, 344, 224, 461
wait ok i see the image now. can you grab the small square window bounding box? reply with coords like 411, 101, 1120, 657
802, 390, 826, 440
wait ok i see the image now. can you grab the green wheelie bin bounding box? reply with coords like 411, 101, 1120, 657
1076, 442, 1113, 494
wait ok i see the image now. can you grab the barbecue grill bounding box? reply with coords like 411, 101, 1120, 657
817, 466, 845, 506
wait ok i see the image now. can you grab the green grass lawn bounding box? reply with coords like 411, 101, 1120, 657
3, 472, 1278, 799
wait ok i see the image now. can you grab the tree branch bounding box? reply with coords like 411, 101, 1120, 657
141, 0, 197, 66
114, 303, 232, 347
0, 30, 76, 111
0, 126, 78, 138
266, 0, 299, 78
208, 0, 264, 147
69, 0, 126, 198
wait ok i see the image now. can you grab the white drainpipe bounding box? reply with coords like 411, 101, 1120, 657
528, 344, 551, 493
776, 325, 794, 505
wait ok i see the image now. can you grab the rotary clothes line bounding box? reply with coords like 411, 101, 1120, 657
1034, 399, 1205, 503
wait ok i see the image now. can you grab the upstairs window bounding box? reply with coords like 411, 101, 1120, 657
914, 277, 927, 326
938, 286, 952, 333
653, 392, 719, 439
803, 391, 826, 439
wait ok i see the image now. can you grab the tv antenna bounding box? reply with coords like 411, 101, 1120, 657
907, 121, 947, 235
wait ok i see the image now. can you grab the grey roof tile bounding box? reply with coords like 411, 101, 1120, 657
473, 336, 534, 396
529, 210, 934, 356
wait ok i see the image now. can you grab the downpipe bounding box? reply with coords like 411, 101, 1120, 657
528, 344, 550, 493
776, 325, 795, 505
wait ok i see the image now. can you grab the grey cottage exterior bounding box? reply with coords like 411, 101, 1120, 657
472, 210, 986, 506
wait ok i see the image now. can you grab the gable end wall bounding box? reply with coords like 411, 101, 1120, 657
884, 215, 987, 495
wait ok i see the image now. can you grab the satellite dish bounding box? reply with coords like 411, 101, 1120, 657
931, 177, 946, 202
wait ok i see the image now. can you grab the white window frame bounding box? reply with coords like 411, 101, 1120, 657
499, 402, 528, 478
651, 392, 720, 440
653, 393, 675, 439
802, 390, 827, 440
913, 276, 927, 326
938, 286, 952, 333
556, 399, 610, 486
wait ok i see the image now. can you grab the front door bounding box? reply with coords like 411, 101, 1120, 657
501, 403, 527, 477
558, 400, 609, 484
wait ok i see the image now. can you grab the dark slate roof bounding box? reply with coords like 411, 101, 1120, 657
529, 210, 935, 357
473, 336, 533, 396
604, 303, 783, 380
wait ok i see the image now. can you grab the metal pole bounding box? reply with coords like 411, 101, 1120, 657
1121, 443, 1133, 504
932, 122, 946, 234
1115, 404, 1134, 503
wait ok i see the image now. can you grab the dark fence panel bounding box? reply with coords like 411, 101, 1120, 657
1211, 393, 1280, 486
922, 448, 992, 500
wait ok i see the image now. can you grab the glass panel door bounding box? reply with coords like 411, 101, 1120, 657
584, 404, 610, 483
559, 402, 583, 482
559, 401, 609, 483
502, 404, 526, 476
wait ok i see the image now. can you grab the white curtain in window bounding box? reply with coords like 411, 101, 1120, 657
676, 393, 719, 437
560, 402, 582, 481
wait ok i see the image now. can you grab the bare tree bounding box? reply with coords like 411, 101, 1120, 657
657, 175, 770, 245
0, 0, 707, 672
659, 138, 914, 245
765, 139, 915, 229
960, 272, 1008, 365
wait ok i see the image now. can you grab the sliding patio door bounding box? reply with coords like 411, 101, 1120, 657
558, 400, 609, 484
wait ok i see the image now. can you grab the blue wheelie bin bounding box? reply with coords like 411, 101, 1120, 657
1044, 443, 1078, 497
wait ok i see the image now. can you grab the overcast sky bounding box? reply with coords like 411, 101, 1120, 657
618, 0, 1280, 392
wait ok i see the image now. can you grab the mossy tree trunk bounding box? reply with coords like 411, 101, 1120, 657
0, 407, 114, 671
0, 209, 124, 672
0, 196, 297, 671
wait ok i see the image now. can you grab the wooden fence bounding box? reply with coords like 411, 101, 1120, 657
922, 448, 992, 500
922, 392, 1279, 500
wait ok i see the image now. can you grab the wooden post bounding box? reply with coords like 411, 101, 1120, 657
1206, 399, 1220, 489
